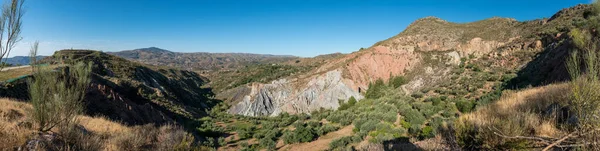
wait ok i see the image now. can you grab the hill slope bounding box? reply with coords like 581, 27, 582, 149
224, 4, 590, 116
1, 50, 219, 128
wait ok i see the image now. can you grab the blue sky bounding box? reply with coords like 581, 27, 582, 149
9, 0, 591, 57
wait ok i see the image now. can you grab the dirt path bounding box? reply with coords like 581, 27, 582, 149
278, 125, 355, 151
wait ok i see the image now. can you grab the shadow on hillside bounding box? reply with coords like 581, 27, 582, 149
505, 36, 573, 90
382, 137, 421, 151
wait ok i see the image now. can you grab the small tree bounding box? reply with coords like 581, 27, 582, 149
565, 27, 600, 149
29, 43, 92, 132
28, 41, 37, 71
0, 0, 25, 72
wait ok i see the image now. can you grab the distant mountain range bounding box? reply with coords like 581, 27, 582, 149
1, 56, 47, 66
109, 47, 299, 71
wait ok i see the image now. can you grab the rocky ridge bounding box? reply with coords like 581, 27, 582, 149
225, 5, 589, 116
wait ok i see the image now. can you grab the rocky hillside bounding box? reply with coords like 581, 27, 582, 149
2, 50, 219, 128
109, 47, 299, 71
223, 4, 591, 116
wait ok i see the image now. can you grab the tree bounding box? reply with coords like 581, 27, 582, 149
29, 43, 92, 132
0, 0, 25, 72
28, 41, 37, 71
366, 79, 386, 99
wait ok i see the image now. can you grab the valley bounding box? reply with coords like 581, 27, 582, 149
1, 1, 600, 151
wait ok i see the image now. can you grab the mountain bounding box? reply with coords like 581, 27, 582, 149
223, 4, 590, 116
1, 56, 47, 65
109, 47, 299, 71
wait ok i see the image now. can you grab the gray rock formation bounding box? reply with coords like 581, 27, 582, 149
228, 70, 362, 116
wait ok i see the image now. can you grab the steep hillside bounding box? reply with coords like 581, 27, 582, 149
225, 4, 591, 116
110, 47, 299, 71
1, 50, 219, 128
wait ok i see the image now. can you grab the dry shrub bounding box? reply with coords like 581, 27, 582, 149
454, 83, 570, 149
0, 98, 34, 149
112, 124, 205, 151
0, 98, 208, 150
156, 124, 198, 151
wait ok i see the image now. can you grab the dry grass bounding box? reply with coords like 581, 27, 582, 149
455, 83, 571, 149
0, 98, 35, 150
0, 98, 207, 151
0, 65, 59, 81
0, 66, 33, 81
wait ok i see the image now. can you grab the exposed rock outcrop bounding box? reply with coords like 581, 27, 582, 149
229, 70, 362, 116
227, 18, 546, 116
226, 5, 590, 116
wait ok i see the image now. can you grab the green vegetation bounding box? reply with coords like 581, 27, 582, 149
453, 3, 600, 150
389, 75, 408, 88
29, 62, 92, 132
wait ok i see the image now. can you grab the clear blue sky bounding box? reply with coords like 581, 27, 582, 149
9, 0, 591, 57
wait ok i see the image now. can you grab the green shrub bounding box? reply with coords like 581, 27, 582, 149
419, 126, 435, 140
426, 97, 442, 106
403, 109, 426, 125
259, 138, 276, 150
283, 123, 317, 144
295, 124, 316, 142
368, 122, 406, 143
329, 136, 354, 150
348, 96, 357, 106
358, 120, 379, 133
366, 79, 387, 99
326, 110, 355, 126
456, 99, 475, 113
400, 120, 411, 129
338, 96, 357, 110
408, 124, 422, 135
281, 130, 295, 144
29, 62, 92, 132
317, 124, 340, 136
411, 92, 424, 98
237, 129, 253, 140
389, 76, 408, 88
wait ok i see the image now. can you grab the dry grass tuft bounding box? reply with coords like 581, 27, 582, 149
0, 98, 207, 151
0, 98, 35, 150
455, 83, 571, 149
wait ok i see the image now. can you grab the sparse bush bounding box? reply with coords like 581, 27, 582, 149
566, 27, 600, 149
29, 62, 92, 132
